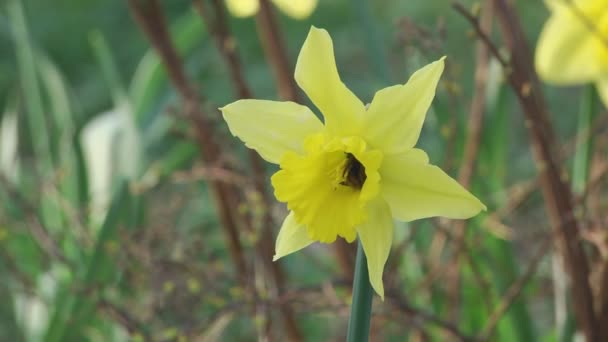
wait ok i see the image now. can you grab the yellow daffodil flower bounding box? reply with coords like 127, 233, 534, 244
220, 27, 485, 299
536, 0, 608, 105
225, 0, 317, 20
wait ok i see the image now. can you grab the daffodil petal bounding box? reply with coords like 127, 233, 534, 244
294, 27, 366, 135
543, 0, 557, 11
274, 211, 314, 261
379, 149, 486, 221
363, 57, 445, 154
271, 135, 382, 243
597, 79, 608, 108
221, 100, 324, 164
357, 198, 393, 300
225, 0, 259, 17
535, 0, 608, 84
272, 0, 317, 19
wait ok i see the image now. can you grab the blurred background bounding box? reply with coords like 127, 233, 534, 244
1, 0, 606, 341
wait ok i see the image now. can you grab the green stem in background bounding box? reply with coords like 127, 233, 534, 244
346, 240, 373, 342
572, 85, 598, 194
8, 0, 53, 169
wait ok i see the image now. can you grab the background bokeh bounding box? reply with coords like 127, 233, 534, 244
1, 0, 605, 341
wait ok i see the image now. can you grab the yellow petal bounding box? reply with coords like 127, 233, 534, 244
271, 135, 382, 243
357, 198, 393, 300
272, 0, 317, 19
363, 57, 445, 154
535, 0, 608, 84
597, 78, 608, 108
379, 149, 486, 221
543, 0, 557, 11
274, 211, 314, 261
294, 27, 366, 136
225, 0, 259, 17
220, 100, 324, 164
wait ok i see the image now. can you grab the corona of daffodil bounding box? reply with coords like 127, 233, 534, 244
536, 0, 608, 105
220, 27, 485, 299
225, 0, 317, 19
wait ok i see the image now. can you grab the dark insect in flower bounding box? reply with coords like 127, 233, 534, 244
340, 153, 367, 189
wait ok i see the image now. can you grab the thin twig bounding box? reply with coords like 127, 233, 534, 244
451, 2, 507, 67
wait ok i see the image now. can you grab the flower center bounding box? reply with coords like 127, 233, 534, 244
340, 153, 366, 189
271, 134, 383, 243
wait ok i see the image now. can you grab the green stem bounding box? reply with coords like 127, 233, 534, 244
346, 240, 373, 342
572, 85, 597, 194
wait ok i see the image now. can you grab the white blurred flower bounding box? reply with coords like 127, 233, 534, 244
81, 104, 141, 222
0, 110, 19, 183
14, 272, 56, 342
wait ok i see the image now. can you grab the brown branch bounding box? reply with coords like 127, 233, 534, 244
454, 0, 601, 339
171, 164, 248, 186
451, 3, 507, 67
255, 0, 299, 101
192, 0, 302, 339
126, 0, 248, 286
598, 261, 608, 325
591, 160, 608, 324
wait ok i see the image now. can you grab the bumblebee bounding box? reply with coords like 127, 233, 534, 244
340, 153, 367, 190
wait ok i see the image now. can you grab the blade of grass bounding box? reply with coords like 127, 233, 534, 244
7, 0, 53, 169
8, 0, 66, 251
44, 181, 131, 342
36, 54, 87, 263
89, 30, 129, 106
36, 55, 74, 135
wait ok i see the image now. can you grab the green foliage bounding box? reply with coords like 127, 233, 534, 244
0, 0, 601, 340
